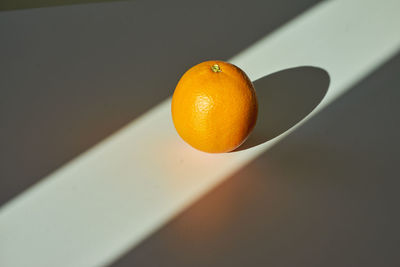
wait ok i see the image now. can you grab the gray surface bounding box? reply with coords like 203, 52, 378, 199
112, 53, 400, 266
237, 66, 329, 151
3, 1, 398, 266
0, 0, 320, 205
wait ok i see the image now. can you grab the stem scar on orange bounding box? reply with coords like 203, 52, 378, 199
171, 60, 258, 153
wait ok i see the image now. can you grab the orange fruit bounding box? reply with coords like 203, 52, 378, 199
171, 60, 258, 153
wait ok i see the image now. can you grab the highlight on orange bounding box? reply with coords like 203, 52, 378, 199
171, 60, 258, 153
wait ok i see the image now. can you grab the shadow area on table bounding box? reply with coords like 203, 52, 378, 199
111, 51, 400, 267
236, 66, 330, 151
0, 0, 323, 206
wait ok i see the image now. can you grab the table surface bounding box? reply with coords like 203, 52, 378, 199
1, 0, 400, 266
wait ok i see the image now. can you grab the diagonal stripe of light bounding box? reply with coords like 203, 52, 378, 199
1, 1, 400, 267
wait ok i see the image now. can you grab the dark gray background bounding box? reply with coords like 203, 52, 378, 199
113, 51, 400, 267
0, 0, 320, 205
2, 1, 399, 266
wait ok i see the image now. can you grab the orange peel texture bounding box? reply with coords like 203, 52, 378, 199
171, 60, 258, 153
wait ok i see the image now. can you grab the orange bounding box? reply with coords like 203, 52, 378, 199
171, 60, 258, 153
